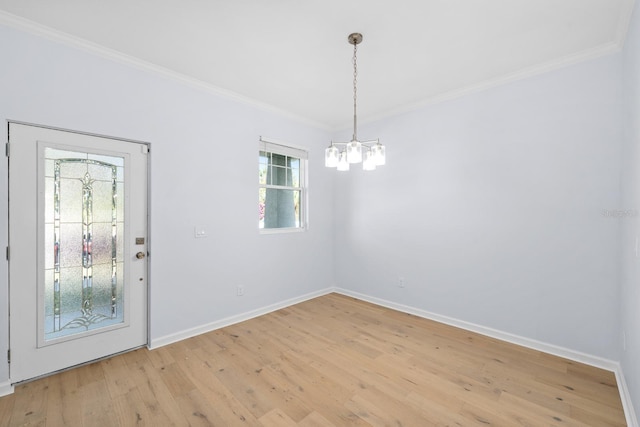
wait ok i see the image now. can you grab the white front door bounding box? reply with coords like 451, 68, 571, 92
8, 122, 148, 383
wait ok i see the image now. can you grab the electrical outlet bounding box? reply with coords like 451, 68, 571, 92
623, 331, 627, 351
236, 285, 244, 296
398, 277, 405, 288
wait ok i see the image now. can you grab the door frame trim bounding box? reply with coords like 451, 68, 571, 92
8, 120, 151, 146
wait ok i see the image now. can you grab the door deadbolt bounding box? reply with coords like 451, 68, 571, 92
136, 252, 145, 259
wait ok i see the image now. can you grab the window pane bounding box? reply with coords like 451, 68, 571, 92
259, 163, 268, 185
286, 163, 293, 187
270, 165, 288, 186
271, 153, 287, 167
258, 187, 266, 229
291, 161, 300, 188
262, 189, 300, 229
258, 143, 306, 231
259, 152, 269, 166
294, 190, 300, 225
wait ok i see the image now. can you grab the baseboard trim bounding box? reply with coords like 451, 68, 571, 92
149, 286, 637, 425
334, 288, 618, 370
614, 362, 640, 427
149, 288, 334, 349
335, 288, 640, 425
0, 380, 14, 397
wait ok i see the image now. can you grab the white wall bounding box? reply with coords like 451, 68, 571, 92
0, 24, 334, 383
0, 12, 634, 410
621, 0, 640, 413
334, 54, 624, 360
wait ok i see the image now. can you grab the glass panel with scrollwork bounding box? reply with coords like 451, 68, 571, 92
43, 148, 125, 342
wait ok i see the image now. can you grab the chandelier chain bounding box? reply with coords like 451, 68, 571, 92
353, 41, 358, 141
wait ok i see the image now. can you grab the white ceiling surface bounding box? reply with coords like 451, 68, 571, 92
0, 0, 635, 130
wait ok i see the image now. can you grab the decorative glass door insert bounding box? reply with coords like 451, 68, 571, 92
41, 147, 125, 344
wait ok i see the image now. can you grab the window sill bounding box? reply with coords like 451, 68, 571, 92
259, 227, 306, 235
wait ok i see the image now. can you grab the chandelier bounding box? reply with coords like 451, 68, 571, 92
325, 33, 386, 171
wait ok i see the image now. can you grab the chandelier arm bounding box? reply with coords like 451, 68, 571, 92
360, 139, 380, 146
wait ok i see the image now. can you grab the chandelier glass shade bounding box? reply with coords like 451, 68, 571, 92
325, 145, 339, 167
325, 33, 386, 172
346, 140, 362, 164
337, 151, 350, 171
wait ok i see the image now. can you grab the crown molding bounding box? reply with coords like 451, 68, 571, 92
335, 40, 625, 132
334, 2, 639, 131
1, 2, 634, 134
335, 1, 636, 131
0, 11, 329, 131
616, 0, 637, 51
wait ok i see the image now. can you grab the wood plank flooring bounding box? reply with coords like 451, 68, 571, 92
0, 293, 627, 426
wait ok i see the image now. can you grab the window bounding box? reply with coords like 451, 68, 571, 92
259, 139, 307, 231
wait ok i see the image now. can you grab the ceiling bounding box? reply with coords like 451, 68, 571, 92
0, 0, 635, 130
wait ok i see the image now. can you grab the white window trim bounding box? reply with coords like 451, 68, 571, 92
259, 227, 306, 235
259, 137, 308, 233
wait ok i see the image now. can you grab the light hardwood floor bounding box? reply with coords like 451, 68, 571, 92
0, 293, 627, 426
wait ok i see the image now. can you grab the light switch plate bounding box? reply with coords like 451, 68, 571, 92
194, 227, 207, 238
